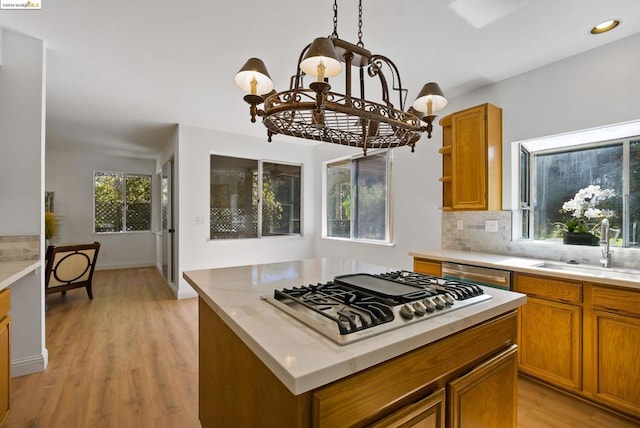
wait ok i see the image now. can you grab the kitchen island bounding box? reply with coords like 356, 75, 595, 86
184, 258, 526, 427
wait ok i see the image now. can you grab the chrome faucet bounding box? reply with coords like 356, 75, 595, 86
599, 218, 612, 268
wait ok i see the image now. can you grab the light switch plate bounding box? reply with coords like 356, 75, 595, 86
456, 220, 464, 230
485, 220, 498, 233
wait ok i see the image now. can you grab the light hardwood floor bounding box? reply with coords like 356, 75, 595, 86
5, 267, 638, 427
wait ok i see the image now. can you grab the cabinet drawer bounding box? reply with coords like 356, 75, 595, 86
514, 273, 582, 304
591, 286, 640, 317
0, 289, 9, 319
414, 259, 442, 277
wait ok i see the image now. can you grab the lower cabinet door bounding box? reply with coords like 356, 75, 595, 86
0, 315, 10, 426
447, 345, 518, 428
588, 310, 640, 417
517, 296, 582, 390
371, 388, 445, 428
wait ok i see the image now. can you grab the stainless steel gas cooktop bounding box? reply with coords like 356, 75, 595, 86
262, 270, 492, 345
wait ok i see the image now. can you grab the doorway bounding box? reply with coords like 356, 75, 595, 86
161, 158, 175, 284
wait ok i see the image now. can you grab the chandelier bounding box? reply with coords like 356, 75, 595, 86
234, 0, 447, 155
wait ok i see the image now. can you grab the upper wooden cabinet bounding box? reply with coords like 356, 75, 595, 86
439, 103, 502, 211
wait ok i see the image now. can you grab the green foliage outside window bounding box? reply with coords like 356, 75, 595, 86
94, 172, 151, 232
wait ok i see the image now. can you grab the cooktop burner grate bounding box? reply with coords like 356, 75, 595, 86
274, 283, 397, 335
263, 270, 493, 345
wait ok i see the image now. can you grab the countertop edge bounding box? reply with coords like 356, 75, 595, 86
0, 260, 42, 291
410, 249, 640, 290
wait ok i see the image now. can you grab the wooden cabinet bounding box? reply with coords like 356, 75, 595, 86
517, 296, 582, 390
514, 274, 583, 391
584, 285, 640, 417
0, 288, 10, 426
515, 272, 640, 421
448, 345, 518, 428
413, 258, 442, 276
198, 297, 519, 427
439, 103, 502, 211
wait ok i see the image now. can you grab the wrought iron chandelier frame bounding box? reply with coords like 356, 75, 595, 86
237, 0, 446, 155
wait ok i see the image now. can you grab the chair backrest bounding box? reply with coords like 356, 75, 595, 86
44, 242, 101, 293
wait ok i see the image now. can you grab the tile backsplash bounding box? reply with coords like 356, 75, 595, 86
0, 235, 40, 262
442, 211, 640, 270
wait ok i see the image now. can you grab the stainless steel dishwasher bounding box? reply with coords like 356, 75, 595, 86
441, 261, 511, 290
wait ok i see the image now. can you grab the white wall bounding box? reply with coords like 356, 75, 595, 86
0, 28, 48, 376
0, 29, 45, 234
45, 150, 158, 269
175, 125, 317, 298
447, 32, 640, 209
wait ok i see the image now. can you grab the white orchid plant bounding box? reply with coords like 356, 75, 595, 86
559, 185, 615, 233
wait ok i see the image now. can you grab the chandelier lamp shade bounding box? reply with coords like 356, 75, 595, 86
234, 0, 448, 154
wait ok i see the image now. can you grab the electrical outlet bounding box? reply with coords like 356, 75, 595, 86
485, 220, 499, 233
456, 220, 464, 231
195, 217, 204, 225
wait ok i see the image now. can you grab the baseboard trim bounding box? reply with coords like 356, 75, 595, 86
12, 348, 48, 377
177, 286, 197, 300
95, 262, 156, 271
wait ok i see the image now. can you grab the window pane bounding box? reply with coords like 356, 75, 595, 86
354, 153, 387, 240
520, 146, 531, 239
630, 140, 640, 246
262, 163, 301, 236
210, 155, 258, 239
326, 159, 351, 238
534, 144, 622, 240
125, 175, 151, 231
520, 147, 530, 206
94, 172, 123, 232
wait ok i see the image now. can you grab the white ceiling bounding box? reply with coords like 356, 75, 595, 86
1, 0, 639, 156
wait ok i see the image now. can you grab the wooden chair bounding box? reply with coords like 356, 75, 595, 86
45, 242, 101, 299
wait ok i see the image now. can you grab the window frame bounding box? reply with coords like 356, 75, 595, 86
517, 128, 639, 248
322, 149, 393, 244
93, 171, 152, 234
209, 155, 303, 240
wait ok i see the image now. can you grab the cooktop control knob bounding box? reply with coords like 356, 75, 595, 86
443, 293, 455, 306
412, 301, 426, 316
422, 298, 436, 312
399, 304, 415, 320
433, 296, 445, 310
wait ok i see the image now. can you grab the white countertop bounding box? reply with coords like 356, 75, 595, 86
0, 260, 41, 291
410, 249, 640, 291
184, 258, 526, 395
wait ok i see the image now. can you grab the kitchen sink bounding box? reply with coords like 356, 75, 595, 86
535, 261, 640, 282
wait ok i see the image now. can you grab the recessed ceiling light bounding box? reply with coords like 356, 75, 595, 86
590, 19, 621, 34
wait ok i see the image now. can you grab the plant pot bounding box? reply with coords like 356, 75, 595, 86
563, 232, 599, 246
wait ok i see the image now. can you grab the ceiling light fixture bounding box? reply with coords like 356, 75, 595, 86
234, 0, 447, 155
590, 19, 621, 34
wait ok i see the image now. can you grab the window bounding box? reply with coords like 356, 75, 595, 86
209, 155, 301, 240
324, 151, 391, 242
94, 172, 151, 233
521, 135, 639, 247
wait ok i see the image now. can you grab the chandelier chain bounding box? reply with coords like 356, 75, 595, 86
357, 0, 364, 47
332, 0, 339, 38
